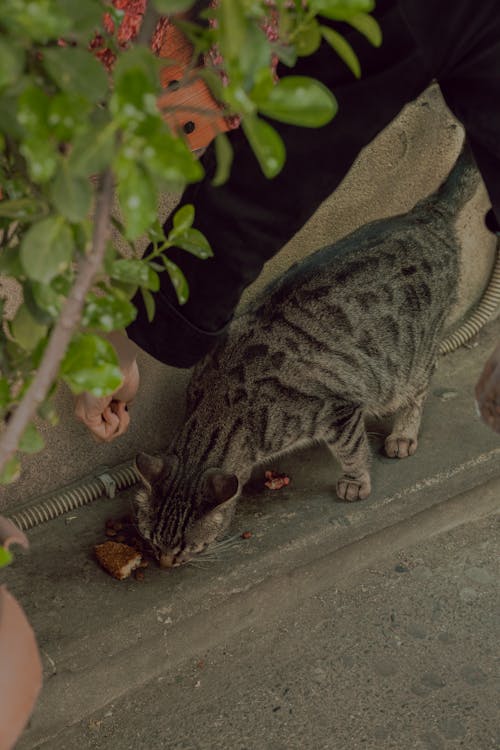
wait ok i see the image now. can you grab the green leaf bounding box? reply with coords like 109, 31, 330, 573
257, 76, 338, 127
50, 164, 92, 223
0, 40, 24, 89
20, 137, 58, 183
114, 47, 160, 91
163, 258, 189, 305
54, 0, 103, 38
17, 87, 51, 135
0, 198, 47, 221
82, 293, 137, 332
116, 158, 157, 240
111, 69, 158, 125
0, 456, 20, 485
153, 0, 196, 13
320, 26, 361, 78
19, 422, 44, 454
271, 43, 298, 68
216, 0, 247, 65
212, 132, 234, 187
0, 546, 13, 567
38, 398, 59, 426
310, 0, 374, 21
10, 304, 48, 351
259, 75, 339, 127
69, 124, 116, 177
138, 119, 204, 186
20, 216, 73, 283
110, 259, 160, 291
0, 94, 22, 138
0, 379, 10, 408
60, 334, 123, 396
294, 19, 322, 57
0, 246, 24, 278
23, 282, 62, 325
43, 48, 108, 103
2, 0, 71, 41
172, 204, 195, 233
168, 228, 213, 259
141, 288, 156, 322
238, 23, 272, 88
242, 116, 286, 179
48, 93, 92, 141
346, 12, 382, 46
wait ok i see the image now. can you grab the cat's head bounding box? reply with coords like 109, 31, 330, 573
133, 452, 240, 569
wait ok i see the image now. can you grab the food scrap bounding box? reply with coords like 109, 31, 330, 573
94, 541, 142, 581
264, 470, 290, 490
94, 515, 152, 581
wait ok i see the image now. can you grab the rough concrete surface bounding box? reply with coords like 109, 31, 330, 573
3, 322, 498, 749
31, 512, 500, 750
1, 84, 497, 511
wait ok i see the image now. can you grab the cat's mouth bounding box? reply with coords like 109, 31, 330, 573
158, 535, 243, 569
159, 552, 191, 569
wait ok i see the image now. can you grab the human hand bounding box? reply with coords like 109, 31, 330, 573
74, 333, 140, 442
475, 340, 500, 433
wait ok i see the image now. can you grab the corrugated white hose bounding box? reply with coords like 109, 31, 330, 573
8, 242, 500, 532
439, 239, 500, 354
9, 461, 139, 531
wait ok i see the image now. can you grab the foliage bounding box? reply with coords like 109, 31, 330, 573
0, 0, 380, 481
0, 545, 13, 568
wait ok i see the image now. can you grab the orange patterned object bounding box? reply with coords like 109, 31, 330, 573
156, 23, 231, 151
91, 0, 232, 151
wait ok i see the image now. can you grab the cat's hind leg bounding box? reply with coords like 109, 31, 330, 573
385, 384, 429, 458
325, 406, 371, 502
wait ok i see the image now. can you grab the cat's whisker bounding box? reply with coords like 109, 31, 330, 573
211, 535, 242, 549
187, 560, 211, 569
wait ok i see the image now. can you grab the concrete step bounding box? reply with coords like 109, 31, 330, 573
29, 509, 500, 750
5, 325, 500, 749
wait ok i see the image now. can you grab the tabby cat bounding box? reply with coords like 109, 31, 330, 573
135, 146, 480, 568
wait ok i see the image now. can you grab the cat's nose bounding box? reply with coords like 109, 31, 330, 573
159, 553, 175, 569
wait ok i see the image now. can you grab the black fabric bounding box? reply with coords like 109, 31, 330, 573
485, 208, 500, 235
127, 0, 500, 367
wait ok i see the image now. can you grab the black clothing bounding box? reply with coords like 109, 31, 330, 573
127, 0, 500, 367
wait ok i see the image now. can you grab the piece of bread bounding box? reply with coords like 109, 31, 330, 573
94, 541, 142, 580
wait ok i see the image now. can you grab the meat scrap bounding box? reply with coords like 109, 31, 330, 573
264, 470, 290, 490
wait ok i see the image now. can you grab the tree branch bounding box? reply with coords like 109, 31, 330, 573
0, 170, 114, 473
137, 2, 161, 46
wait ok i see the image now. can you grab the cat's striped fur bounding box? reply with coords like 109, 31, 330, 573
135, 146, 480, 567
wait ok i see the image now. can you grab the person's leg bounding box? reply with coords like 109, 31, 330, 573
128, 2, 432, 366
411, 0, 500, 435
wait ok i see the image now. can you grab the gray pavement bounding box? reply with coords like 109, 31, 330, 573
33, 510, 500, 750
4, 322, 499, 749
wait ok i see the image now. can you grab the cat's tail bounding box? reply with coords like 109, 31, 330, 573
419, 140, 481, 217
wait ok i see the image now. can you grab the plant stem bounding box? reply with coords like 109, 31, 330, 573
137, 2, 161, 46
0, 170, 114, 474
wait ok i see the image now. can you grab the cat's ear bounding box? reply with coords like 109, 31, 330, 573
201, 469, 239, 512
135, 453, 178, 488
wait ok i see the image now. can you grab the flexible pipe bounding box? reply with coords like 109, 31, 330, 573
439, 239, 500, 354
7, 243, 500, 533
9, 461, 139, 531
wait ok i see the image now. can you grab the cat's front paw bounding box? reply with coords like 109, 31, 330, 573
384, 435, 418, 458
336, 475, 371, 502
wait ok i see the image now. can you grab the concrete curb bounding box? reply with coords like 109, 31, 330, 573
20, 476, 499, 749
8, 323, 499, 749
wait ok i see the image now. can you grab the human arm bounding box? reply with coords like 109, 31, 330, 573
74, 331, 140, 442
475, 340, 500, 433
